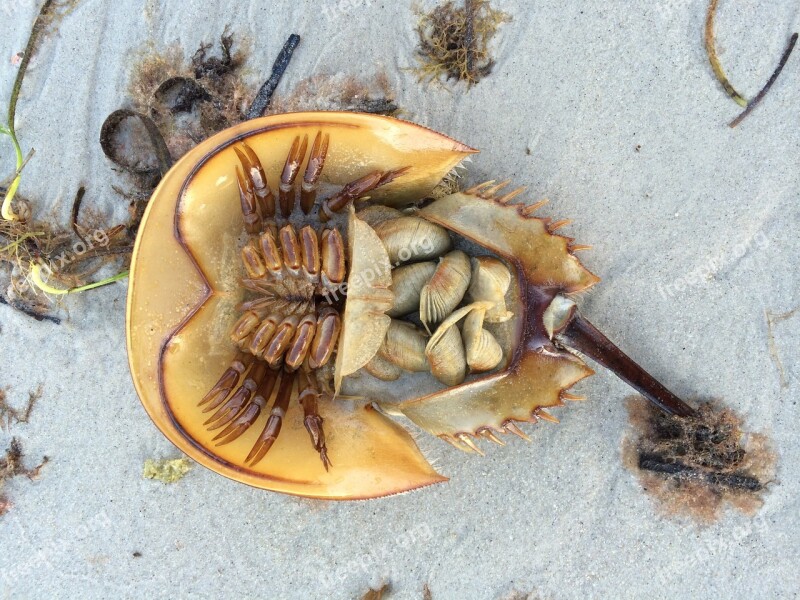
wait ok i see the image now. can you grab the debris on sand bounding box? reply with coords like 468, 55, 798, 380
143, 457, 192, 483
624, 397, 776, 523
414, 0, 510, 86
1, 437, 49, 517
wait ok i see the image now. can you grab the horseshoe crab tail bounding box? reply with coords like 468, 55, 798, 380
557, 311, 697, 418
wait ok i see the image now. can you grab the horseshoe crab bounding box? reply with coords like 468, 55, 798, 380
126, 112, 695, 500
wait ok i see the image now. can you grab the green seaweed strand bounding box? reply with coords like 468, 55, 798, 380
705, 0, 748, 108
2, 0, 56, 220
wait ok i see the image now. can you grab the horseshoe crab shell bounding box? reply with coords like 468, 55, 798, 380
127, 111, 696, 500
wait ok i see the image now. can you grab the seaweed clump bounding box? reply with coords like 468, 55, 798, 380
116, 31, 251, 169
0, 201, 129, 313
414, 0, 510, 86
623, 397, 776, 523
0, 438, 48, 517
0, 386, 41, 430
0, 388, 48, 516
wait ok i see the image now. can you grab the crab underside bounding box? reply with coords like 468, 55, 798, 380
127, 112, 694, 499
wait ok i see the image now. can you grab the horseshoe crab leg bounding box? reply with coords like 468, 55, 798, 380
301, 131, 330, 214
298, 369, 331, 470
279, 135, 309, 217
204, 362, 268, 428
557, 310, 697, 418
319, 167, 411, 222
199, 352, 252, 410
236, 163, 262, 235
214, 369, 280, 446
247, 371, 295, 466
235, 143, 275, 220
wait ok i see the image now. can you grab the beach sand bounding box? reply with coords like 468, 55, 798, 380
0, 1, 798, 598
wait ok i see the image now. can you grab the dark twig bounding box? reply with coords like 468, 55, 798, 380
70, 186, 87, 244
0, 295, 61, 325
729, 33, 798, 128
245, 34, 301, 120
638, 453, 763, 491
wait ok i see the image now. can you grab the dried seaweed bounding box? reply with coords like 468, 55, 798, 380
729, 33, 798, 128
0, 204, 131, 309
623, 397, 776, 523
704, 0, 747, 107
413, 0, 510, 86
0, 386, 42, 430
0, 438, 49, 516
123, 32, 251, 163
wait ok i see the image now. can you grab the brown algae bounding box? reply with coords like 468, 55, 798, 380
414, 0, 510, 86
623, 397, 776, 523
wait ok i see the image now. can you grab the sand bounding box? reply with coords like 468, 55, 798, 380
0, 0, 798, 598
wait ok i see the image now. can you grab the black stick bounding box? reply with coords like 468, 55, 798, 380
558, 312, 697, 418
70, 186, 87, 245
638, 454, 763, 491
245, 34, 301, 120
0, 295, 61, 325
730, 33, 798, 128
